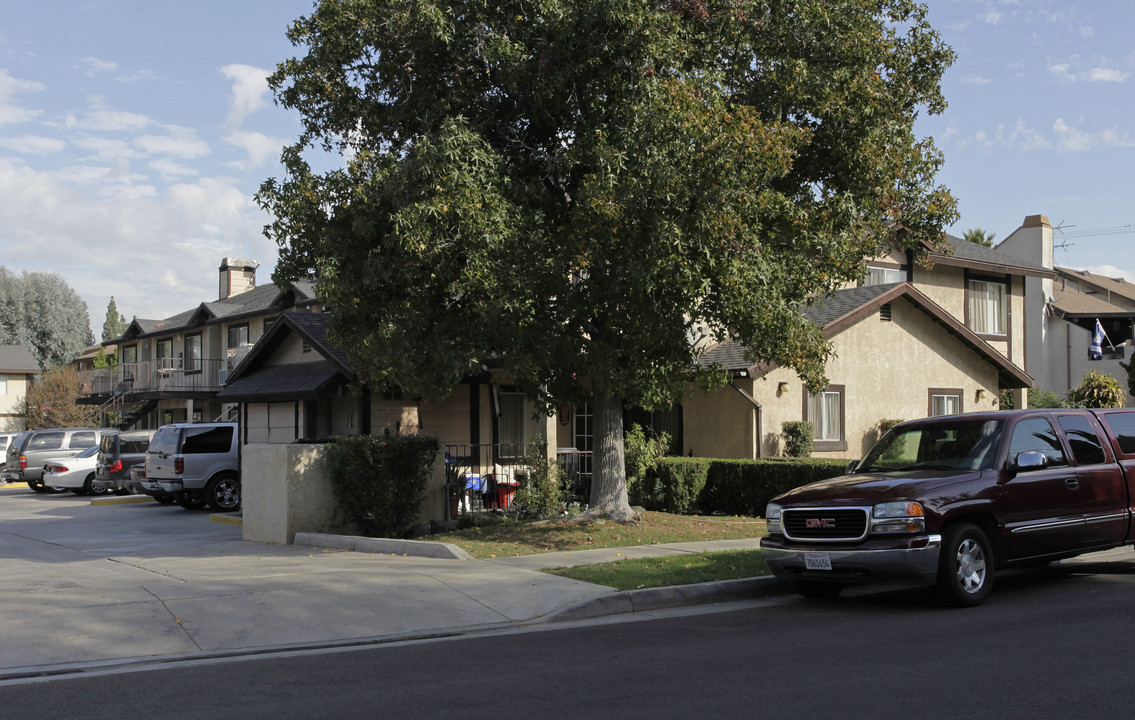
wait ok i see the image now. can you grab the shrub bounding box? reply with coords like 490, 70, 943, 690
699, 458, 849, 517
510, 437, 566, 520
781, 421, 814, 457
326, 434, 440, 538
1067, 371, 1126, 409
650, 457, 712, 514
1028, 387, 1066, 409
625, 424, 670, 508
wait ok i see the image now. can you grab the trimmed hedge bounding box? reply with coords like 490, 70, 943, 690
640, 456, 849, 516
326, 434, 441, 538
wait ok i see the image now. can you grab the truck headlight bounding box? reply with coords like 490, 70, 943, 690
870, 501, 925, 534
765, 503, 783, 535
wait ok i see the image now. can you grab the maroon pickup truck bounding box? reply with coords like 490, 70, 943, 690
760, 408, 1135, 606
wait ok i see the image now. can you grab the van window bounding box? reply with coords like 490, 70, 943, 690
68, 431, 96, 449
182, 426, 233, 454
29, 432, 64, 450
148, 427, 180, 456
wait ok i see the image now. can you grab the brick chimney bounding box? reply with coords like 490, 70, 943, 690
219, 258, 259, 300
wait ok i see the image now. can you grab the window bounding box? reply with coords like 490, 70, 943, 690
498, 392, 526, 458
184, 334, 202, 373
929, 389, 963, 417
864, 265, 904, 286
1101, 412, 1135, 455
1008, 417, 1067, 467
1058, 415, 1106, 465
29, 432, 64, 450
967, 278, 1007, 336
182, 426, 233, 454
122, 345, 137, 382
156, 338, 174, 368
228, 324, 249, 350
806, 385, 845, 451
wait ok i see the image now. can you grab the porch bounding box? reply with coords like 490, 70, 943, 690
78, 358, 227, 398
444, 443, 592, 519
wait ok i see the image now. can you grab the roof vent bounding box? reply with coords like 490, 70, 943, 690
880, 303, 892, 321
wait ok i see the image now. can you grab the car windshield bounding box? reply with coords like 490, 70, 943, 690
858, 419, 1004, 472
78, 445, 99, 458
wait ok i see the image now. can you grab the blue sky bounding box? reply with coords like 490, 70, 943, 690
1, 0, 1133, 340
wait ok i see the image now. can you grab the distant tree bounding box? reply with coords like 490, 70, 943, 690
963, 227, 996, 248
261, 0, 957, 520
101, 297, 127, 342
0, 268, 93, 370
18, 366, 96, 429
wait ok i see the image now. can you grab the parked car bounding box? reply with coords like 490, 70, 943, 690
93, 430, 158, 495
0, 432, 18, 471
7, 428, 116, 493
144, 422, 240, 511
129, 463, 176, 503
42, 446, 104, 495
1, 431, 32, 482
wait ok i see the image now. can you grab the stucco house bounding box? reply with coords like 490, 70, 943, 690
76, 259, 321, 429
0, 345, 40, 431
999, 215, 1135, 405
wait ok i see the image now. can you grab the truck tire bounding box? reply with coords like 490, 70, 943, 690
936, 522, 993, 607
795, 581, 845, 599
206, 474, 240, 512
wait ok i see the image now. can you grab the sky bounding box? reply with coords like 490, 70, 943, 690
1, 0, 1133, 342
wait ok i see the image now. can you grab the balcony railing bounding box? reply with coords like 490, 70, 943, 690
78, 358, 226, 397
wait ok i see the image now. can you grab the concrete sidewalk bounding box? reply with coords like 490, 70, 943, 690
0, 484, 779, 679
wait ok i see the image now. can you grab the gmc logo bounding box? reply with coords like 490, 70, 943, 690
806, 518, 837, 529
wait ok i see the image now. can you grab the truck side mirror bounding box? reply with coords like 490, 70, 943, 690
1012, 450, 1048, 473
846, 460, 858, 474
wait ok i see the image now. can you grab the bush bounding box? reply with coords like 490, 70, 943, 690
1028, 387, 1066, 409
625, 424, 670, 508
326, 434, 441, 538
1067, 371, 1126, 408
699, 458, 849, 517
510, 437, 566, 520
650, 457, 712, 514
781, 421, 813, 457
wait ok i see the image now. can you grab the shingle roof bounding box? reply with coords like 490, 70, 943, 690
1056, 267, 1135, 307
0, 345, 39, 372
216, 360, 345, 401
927, 234, 1053, 278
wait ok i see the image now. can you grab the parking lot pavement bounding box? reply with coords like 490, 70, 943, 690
0, 485, 613, 675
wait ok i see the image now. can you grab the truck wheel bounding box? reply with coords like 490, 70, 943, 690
795, 581, 845, 599
177, 492, 208, 510
206, 474, 240, 512
936, 522, 993, 607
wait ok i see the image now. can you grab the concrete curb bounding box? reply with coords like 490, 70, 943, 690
90, 495, 154, 506
545, 575, 786, 622
293, 532, 473, 560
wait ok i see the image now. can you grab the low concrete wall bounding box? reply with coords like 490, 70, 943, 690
242, 442, 449, 545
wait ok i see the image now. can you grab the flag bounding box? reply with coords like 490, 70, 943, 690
1090, 319, 1109, 360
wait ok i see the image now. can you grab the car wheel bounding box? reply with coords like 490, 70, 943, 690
794, 580, 845, 599
27, 480, 46, 493
154, 492, 176, 504
206, 474, 240, 512
84, 474, 109, 496
176, 492, 208, 510
936, 522, 994, 607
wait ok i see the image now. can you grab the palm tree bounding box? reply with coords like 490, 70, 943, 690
963, 227, 996, 247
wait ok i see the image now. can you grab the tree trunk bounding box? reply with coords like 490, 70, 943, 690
588, 387, 634, 522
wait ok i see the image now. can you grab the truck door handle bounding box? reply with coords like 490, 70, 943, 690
1065, 478, 1080, 491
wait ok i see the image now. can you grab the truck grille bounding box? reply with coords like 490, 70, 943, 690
783, 508, 869, 542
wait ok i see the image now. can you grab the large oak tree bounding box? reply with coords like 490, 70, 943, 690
260, 0, 957, 520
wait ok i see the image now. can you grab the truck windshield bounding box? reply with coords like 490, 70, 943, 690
858, 418, 1004, 472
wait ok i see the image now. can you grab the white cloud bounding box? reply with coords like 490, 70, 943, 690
149, 158, 198, 178
982, 11, 1003, 25
77, 107, 153, 132
73, 136, 137, 162
224, 129, 285, 169
1054, 118, 1094, 151
961, 76, 993, 85
0, 135, 65, 155
1004, 119, 1050, 150
1086, 67, 1127, 82
134, 125, 211, 159
79, 57, 119, 77
221, 64, 271, 128
1048, 63, 1075, 81
0, 68, 45, 126
1049, 58, 1128, 83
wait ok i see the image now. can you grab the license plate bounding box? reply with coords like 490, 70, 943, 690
804, 552, 833, 571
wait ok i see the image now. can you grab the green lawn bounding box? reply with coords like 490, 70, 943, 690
546, 549, 771, 590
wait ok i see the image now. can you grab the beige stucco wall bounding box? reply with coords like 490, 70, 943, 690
0, 373, 29, 430
686, 297, 1002, 461
242, 441, 449, 545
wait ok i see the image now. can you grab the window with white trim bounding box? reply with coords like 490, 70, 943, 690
967, 279, 1007, 336
864, 266, 904, 286
807, 386, 844, 451
930, 389, 962, 417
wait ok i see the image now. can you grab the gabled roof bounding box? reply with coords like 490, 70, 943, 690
697, 282, 1033, 388
921, 234, 1055, 279
216, 311, 353, 402
0, 345, 40, 373
109, 281, 320, 344
1050, 286, 1135, 319
1056, 267, 1135, 308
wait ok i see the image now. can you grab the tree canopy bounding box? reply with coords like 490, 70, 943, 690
0, 268, 93, 371
963, 227, 996, 248
260, 0, 957, 518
